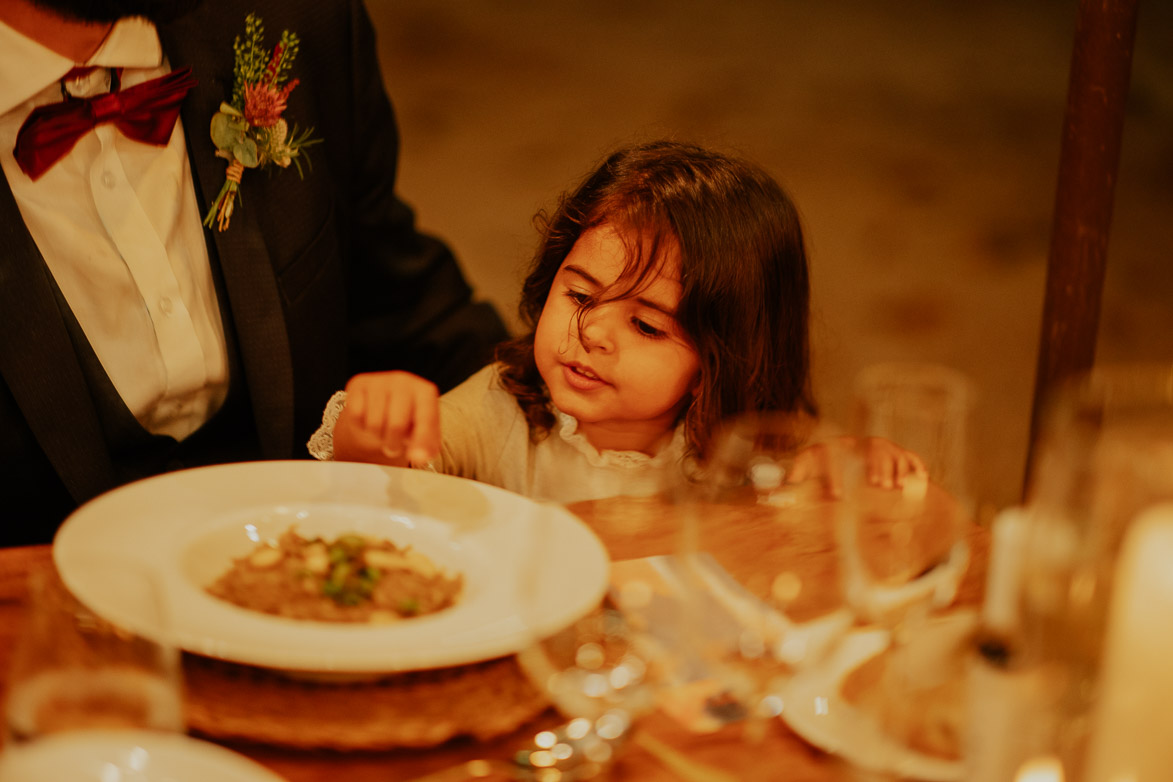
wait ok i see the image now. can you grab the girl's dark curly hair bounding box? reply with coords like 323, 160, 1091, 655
496, 140, 816, 459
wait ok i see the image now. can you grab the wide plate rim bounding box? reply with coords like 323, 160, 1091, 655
0, 729, 289, 782
53, 461, 610, 673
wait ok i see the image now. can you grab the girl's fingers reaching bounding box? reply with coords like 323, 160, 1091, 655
344, 373, 387, 435
893, 451, 928, 488
364, 387, 388, 441
333, 382, 387, 462
787, 446, 818, 485
906, 451, 928, 477
893, 454, 912, 487
819, 443, 844, 499
867, 453, 893, 489
376, 375, 440, 464
789, 437, 926, 495
860, 437, 929, 490
379, 386, 413, 460
787, 441, 843, 499
863, 440, 888, 488
406, 384, 441, 465
339, 371, 440, 467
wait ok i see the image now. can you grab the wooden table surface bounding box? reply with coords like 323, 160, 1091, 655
0, 489, 988, 782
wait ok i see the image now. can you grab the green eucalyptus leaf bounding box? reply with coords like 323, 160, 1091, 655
209, 113, 241, 149
233, 137, 260, 168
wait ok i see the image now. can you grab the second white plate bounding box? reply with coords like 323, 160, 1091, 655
53, 461, 610, 674
781, 621, 970, 782
0, 730, 287, 782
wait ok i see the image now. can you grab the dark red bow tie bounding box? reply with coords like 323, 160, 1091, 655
14, 66, 197, 181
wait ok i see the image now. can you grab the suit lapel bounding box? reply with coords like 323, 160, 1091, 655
158, 19, 295, 459
0, 180, 117, 504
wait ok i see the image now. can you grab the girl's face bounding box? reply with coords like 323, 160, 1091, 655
533, 224, 700, 454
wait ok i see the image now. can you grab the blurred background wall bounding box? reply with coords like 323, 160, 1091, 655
365, 0, 1173, 514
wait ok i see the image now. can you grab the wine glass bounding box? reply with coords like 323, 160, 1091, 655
514, 606, 654, 779
664, 410, 854, 744
1014, 362, 1173, 780
833, 362, 975, 776
511, 487, 662, 780
3, 559, 184, 747
515, 473, 747, 781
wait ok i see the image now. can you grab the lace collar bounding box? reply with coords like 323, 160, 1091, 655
553, 409, 686, 469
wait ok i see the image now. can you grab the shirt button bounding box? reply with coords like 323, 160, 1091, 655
101, 171, 116, 188
158, 297, 174, 315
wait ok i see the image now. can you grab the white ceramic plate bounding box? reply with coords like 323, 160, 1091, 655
0, 730, 287, 782
53, 461, 610, 674
781, 619, 972, 782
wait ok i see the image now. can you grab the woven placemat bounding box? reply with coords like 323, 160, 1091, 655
182, 653, 550, 750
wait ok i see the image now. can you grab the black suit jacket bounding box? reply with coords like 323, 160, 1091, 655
0, 0, 508, 543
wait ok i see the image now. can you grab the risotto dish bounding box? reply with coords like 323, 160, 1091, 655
206, 528, 463, 623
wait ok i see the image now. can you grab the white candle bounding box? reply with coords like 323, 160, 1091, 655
1083, 503, 1173, 782
983, 507, 1027, 634
1014, 755, 1065, 782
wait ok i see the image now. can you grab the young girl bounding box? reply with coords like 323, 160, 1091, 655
309, 140, 919, 501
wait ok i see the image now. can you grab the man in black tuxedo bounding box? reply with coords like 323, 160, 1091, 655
0, 0, 509, 544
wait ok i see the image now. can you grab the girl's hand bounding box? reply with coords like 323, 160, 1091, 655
333, 371, 440, 467
787, 436, 927, 498
857, 436, 927, 490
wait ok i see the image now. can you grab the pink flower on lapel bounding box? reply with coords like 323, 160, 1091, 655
243, 79, 297, 128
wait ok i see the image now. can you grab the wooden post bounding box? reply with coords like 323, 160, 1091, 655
1023, 0, 1140, 499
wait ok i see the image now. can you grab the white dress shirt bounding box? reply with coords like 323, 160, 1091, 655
0, 17, 228, 440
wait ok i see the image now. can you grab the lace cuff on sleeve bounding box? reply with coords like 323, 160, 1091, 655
307, 390, 348, 461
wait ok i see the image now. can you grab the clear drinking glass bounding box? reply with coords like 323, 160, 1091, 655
3, 560, 184, 746
516, 463, 752, 782
514, 494, 665, 780
666, 411, 853, 743
834, 362, 975, 776
1016, 362, 1173, 780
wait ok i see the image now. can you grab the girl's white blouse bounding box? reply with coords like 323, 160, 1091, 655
308, 363, 688, 504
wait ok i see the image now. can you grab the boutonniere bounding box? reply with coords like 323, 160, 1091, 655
203, 13, 321, 232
